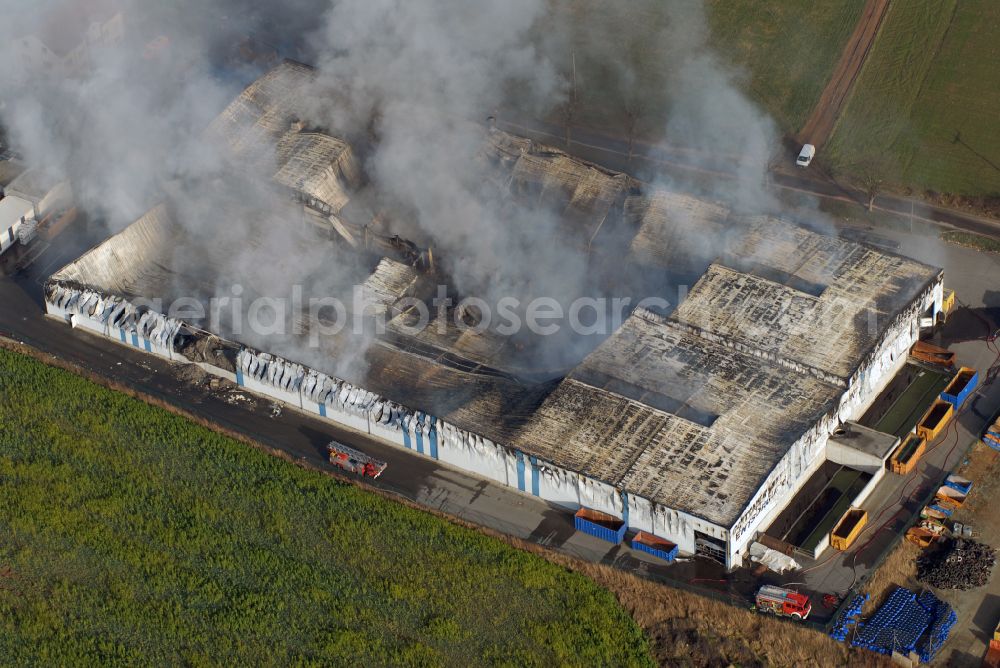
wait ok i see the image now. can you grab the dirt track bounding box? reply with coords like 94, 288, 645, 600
798, 0, 892, 148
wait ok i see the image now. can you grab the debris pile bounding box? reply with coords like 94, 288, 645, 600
917, 539, 996, 590
829, 593, 868, 641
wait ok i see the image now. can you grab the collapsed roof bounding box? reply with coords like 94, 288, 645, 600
514, 309, 842, 526
695, 217, 941, 380
47, 62, 943, 531
206, 61, 316, 160
273, 132, 362, 213
515, 217, 940, 526
625, 190, 730, 272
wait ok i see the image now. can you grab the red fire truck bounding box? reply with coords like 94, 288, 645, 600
755, 585, 812, 620
326, 442, 387, 479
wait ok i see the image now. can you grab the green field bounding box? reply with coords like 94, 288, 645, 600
941, 230, 1000, 254
0, 349, 652, 666
531, 1, 864, 142
706, 0, 866, 134
827, 0, 1000, 197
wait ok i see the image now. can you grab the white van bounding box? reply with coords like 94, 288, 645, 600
796, 144, 815, 167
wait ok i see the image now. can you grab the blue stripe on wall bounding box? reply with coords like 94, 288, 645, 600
119, 329, 126, 342
429, 416, 438, 459
621, 492, 629, 527
403, 424, 412, 449
516, 451, 526, 491
415, 416, 424, 455
529, 456, 540, 496
131, 332, 139, 347
143, 338, 152, 352
318, 403, 326, 417
235, 369, 244, 386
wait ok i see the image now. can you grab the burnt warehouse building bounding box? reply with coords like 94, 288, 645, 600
44, 62, 944, 568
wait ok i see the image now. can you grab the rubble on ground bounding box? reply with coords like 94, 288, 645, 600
916, 539, 996, 590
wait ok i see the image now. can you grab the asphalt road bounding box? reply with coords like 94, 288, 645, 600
497, 116, 1000, 239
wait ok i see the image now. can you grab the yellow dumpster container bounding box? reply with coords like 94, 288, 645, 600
942, 289, 955, 316
917, 400, 954, 442
830, 508, 868, 551
889, 433, 926, 474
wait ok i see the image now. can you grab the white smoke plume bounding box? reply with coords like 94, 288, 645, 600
0, 0, 801, 378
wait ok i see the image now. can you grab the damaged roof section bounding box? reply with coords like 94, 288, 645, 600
515, 309, 842, 527
48, 62, 947, 533
679, 217, 942, 380
359, 257, 421, 316
274, 132, 362, 214
515, 217, 940, 527
208, 61, 362, 215
206, 60, 316, 160
481, 129, 631, 249
49, 204, 181, 298
625, 190, 730, 272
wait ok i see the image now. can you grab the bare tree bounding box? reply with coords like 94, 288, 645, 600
856, 159, 887, 212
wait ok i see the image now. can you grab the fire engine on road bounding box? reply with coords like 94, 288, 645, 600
326, 442, 387, 479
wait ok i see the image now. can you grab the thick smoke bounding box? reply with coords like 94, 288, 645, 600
304, 0, 581, 305
652, 0, 781, 215
0, 0, 802, 379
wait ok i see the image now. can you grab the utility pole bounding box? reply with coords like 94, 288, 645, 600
564, 51, 577, 149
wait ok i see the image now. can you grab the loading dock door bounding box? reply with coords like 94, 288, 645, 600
695, 531, 726, 563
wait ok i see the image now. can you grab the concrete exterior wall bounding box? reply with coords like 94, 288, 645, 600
852, 466, 885, 509
627, 495, 726, 557
6, 178, 72, 220
827, 439, 888, 474
196, 362, 237, 383
0, 195, 33, 255
46, 286, 181, 362
43, 274, 940, 570
730, 275, 942, 568
45, 291, 710, 554
35, 181, 72, 219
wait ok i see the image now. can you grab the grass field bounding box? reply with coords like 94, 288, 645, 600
827, 0, 1000, 198
0, 348, 652, 666
706, 0, 866, 134
941, 230, 1000, 254
530, 1, 864, 143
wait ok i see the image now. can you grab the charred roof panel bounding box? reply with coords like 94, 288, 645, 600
273, 132, 362, 213
207, 60, 316, 161
359, 257, 420, 314
514, 310, 843, 526
680, 218, 942, 379
626, 190, 730, 270
52, 69, 945, 532
49, 204, 179, 297
482, 130, 630, 246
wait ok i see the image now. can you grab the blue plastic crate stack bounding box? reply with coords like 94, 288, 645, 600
851, 587, 911, 653
829, 593, 868, 642
916, 594, 957, 663
849, 587, 959, 659
851, 587, 931, 655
